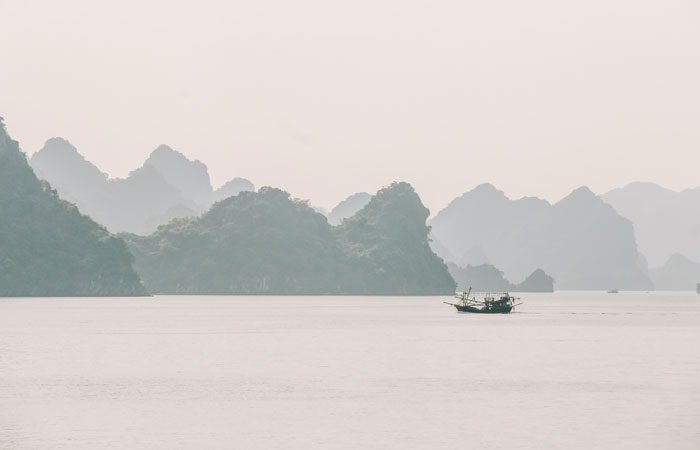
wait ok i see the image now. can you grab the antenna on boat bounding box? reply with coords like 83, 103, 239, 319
461, 287, 472, 305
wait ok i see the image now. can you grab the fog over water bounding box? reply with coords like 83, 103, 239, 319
3, 2, 700, 448
1, 293, 699, 449
1, 0, 700, 209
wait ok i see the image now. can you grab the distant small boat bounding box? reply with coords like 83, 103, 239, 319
444, 287, 521, 314
607, 289, 619, 294
696, 283, 699, 294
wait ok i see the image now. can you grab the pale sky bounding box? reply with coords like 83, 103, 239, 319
1, 0, 699, 212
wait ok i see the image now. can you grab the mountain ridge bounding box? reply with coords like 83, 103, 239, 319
0, 119, 148, 296
430, 183, 652, 290
29, 138, 255, 235
603, 182, 700, 267
124, 182, 455, 295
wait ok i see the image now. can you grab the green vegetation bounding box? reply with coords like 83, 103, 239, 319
0, 118, 148, 296
336, 183, 456, 295
125, 182, 455, 295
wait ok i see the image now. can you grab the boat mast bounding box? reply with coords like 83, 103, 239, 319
463, 287, 472, 306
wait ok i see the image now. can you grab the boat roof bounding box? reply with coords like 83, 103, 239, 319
457, 291, 510, 296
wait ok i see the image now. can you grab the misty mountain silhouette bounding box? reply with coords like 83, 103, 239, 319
327, 192, 371, 225
649, 254, 700, 291
30, 137, 108, 202
144, 144, 213, 208
0, 120, 147, 296
30, 139, 254, 234
21, 133, 683, 293
447, 263, 554, 292
603, 182, 700, 267
430, 184, 652, 290
459, 245, 490, 266
124, 182, 455, 295
213, 177, 255, 202
107, 164, 197, 234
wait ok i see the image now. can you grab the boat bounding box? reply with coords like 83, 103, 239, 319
607, 289, 619, 294
444, 287, 521, 314
696, 283, 699, 294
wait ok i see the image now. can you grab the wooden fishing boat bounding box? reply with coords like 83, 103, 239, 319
444, 288, 521, 314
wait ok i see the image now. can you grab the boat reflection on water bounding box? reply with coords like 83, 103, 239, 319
444, 287, 521, 314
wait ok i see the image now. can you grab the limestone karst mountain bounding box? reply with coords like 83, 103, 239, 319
517, 269, 556, 292
125, 187, 347, 294
29, 138, 114, 227
335, 183, 455, 295
106, 164, 197, 234
0, 119, 147, 296
29, 137, 108, 205
213, 177, 255, 202
29, 139, 254, 234
603, 182, 700, 267
24, 134, 676, 293
459, 245, 490, 267
143, 144, 213, 209
430, 184, 652, 290
326, 192, 372, 225
447, 263, 554, 292
429, 183, 551, 275
427, 236, 452, 263
124, 182, 455, 295
649, 254, 700, 291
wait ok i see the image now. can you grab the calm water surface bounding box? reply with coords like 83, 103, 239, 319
1, 292, 699, 450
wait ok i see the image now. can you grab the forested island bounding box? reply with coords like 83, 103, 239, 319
4, 116, 700, 296
124, 183, 456, 295
3, 118, 456, 296
5, 119, 459, 296
0, 119, 147, 296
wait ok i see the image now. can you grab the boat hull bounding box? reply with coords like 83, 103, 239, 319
452, 304, 513, 314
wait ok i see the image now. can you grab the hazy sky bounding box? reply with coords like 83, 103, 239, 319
1, 0, 699, 211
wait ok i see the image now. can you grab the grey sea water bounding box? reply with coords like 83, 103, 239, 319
1, 292, 699, 450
